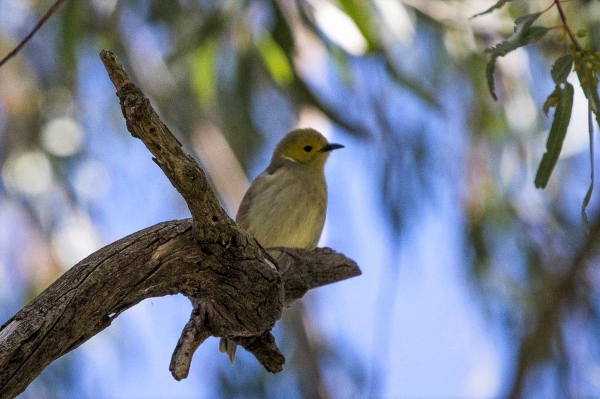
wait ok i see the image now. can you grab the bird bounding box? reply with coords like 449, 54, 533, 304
219, 127, 343, 363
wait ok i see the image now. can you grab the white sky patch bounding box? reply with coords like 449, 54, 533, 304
51, 212, 102, 270
465, 346, 501, 398
310, 0, 368, 55
374, 0, 415, 45
91, 0, 118, 15
73, 159, 111, 201
0, 257, 5, 300
2, 150, 53, 195
128, 24, 176, 95
505, 88, 537, 132
499, 49, 537, 133
192, 124, 249, 216
557, 71, 591, 159
500, 144, 520, 187
588, 364, 600, 390
41, 117, 84, 157
296, 106, 333, 140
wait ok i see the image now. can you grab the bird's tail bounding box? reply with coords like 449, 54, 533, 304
219, 338, 237, 364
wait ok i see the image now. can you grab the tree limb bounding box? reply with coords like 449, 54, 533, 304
100, 49, 225, 242
0, 50, 361, 398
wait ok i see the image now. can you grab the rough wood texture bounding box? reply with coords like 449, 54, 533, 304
0, 51, 361, 399
168, 247, 360, 379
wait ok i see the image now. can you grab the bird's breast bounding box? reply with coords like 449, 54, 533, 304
236, 168, 327, 250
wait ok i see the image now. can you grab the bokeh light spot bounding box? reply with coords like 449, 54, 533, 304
73, 159, 111, 201
2, 151, 53, 195
51, 213, 101, 270
41, 117, 84, 157
310, 0, 367, 55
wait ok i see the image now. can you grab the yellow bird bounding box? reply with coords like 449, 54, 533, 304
220, 128, 343, 363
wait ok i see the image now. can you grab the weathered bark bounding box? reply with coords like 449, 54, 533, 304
0, 220, 279, 396
169, 247, 360, 379
0, 51, 360, 398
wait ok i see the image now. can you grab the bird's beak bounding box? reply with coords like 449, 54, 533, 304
320, 143, 344, 152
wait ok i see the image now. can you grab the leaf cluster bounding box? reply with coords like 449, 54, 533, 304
475, 0, 600, 222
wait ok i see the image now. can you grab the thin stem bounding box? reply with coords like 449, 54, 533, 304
582, 99, 595, 232
541, 1, 557, 15
0, 0, 67, 69
554, 0, 582, 52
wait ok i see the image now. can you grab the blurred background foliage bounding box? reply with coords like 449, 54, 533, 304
2, 0, 600, 398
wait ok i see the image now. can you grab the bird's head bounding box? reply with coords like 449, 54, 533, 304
270, 128, 343, 171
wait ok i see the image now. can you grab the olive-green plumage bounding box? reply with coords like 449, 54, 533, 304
219, 128, 343, 364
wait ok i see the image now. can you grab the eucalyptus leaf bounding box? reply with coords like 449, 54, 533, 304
485, 13, 547, 100
576, 59, 600, 121
582, 107, 594, 232
255, 33, 294, 86
523, 26, 549, 43
575, 60, 600, 230
471, 0, 513, 19
535, 83, 574, 188
190, 38, 219, 106
514, 12, 542, 28
582, 156, 594, 232
60, 0, 84, 75
338, 0, 377, 52
551, 55, 574, 84
486, 60, 499, 101
542, 86, 561, 116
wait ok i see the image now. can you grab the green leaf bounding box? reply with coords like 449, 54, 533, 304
514, 13, 542, 29
551, 55, 574, 84
535, 83, 574, 188
485, 13, 548, 100
338, 0, 378, 52
60, 0, 84, 76
542, 86, 560, 116
486, 59, 499, 101
575, 58, 600, 124
272, 2, 296, 54
575, 59, 600, 230
523, 26, 549, 43
471, 0, 513, 19
190, 38, 219, 106
582, 108, 594, 232
582, 157, 594, 232
255, 33, 294, 86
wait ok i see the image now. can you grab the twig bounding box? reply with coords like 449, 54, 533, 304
169, 301, 213, 380
554, 0, 582, 52
0, 0, 67, 68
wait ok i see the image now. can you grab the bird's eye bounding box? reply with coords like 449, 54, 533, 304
303, 145, 313, 152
